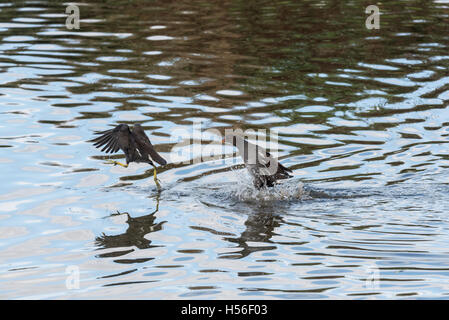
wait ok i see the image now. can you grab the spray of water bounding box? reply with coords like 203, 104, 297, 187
228, 169, 309, 202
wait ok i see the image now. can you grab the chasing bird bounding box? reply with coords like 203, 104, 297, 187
222, 133, 293, 189
90, 124, 167, 189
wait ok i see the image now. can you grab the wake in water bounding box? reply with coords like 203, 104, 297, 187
217, 169, 379, 203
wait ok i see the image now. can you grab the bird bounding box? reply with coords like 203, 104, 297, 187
90, 124, 167, 189
222, 133, 293, 189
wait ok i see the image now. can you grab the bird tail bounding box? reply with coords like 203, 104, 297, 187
148, 148, 167, 166
274, 163, 293, 180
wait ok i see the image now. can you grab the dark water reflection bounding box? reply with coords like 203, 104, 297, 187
0, 0, 449, 299
95, 195, 164, 253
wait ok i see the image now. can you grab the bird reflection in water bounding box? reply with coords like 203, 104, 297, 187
220, 203, 285, 260
95, 194, 166, 259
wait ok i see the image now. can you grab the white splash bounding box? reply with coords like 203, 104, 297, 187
228, 169, 309, 202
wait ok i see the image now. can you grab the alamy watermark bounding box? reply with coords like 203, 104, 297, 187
346, 263, 380, 290
365, 5, 380, 30
364, 264, 380, 290
65, 265, 80, 290
168, 123, 280, 171
65, 4, 80, 30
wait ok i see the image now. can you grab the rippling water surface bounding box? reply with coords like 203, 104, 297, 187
1, 0, 449, 299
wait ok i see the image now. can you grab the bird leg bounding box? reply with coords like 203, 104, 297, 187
104, 159, 128, 168
151, 164, 162, 190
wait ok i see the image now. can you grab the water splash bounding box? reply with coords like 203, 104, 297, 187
227, 169, 309, 202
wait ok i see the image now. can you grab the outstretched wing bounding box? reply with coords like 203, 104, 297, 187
90, 124, 133, 155
131, 125, 167, 166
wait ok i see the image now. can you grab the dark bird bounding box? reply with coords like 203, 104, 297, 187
90, 124, 167, 189
223, 133, 293, 189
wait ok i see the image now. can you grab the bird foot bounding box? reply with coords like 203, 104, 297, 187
104, 160, 128, 168
153, 167, 162, 190
154, 179, 162, 190
110, 210, 124, 216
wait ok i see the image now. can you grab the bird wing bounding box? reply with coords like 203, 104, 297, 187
131, 126, 167, 166
238, 138, 292, 179
90, 124, 133, 155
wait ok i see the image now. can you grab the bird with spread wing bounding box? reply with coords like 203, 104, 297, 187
90, 124, 167, 189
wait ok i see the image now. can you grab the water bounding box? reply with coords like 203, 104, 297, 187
1, 0, 449, 299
